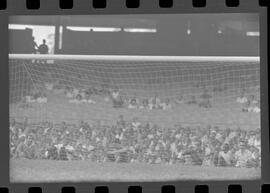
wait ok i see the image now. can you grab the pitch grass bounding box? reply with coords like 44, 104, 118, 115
10, 92, 260, 128
10, 159, 260, 182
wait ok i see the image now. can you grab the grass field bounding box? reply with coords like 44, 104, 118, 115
10, 91, 260, 128
10, 159, 260, 182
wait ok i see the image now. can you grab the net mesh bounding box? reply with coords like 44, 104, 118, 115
9, 54, 260, 127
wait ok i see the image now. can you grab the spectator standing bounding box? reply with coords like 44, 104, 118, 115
38, 39, 49, 54
37, 39, 49, 64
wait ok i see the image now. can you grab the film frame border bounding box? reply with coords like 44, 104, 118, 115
0, 0, 268, 193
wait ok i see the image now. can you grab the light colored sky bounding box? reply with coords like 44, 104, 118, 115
9, 24, 55, 53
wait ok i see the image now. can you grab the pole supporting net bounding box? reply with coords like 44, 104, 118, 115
9, 54, 260, 128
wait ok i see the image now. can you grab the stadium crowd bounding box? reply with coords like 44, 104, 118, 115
10, 116, 261, 168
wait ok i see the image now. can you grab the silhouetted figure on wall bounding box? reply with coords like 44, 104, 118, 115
28, 36, 38, 54
37, 39, 49, 64
38, 39, 49, 54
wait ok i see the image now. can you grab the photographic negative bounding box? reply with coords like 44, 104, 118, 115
8, 14, 261, 182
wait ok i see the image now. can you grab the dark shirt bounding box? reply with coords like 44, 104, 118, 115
191, 152, 203, 165
48, 146, 58, 160
38, 44, 49, 54
59, 147, 68, 160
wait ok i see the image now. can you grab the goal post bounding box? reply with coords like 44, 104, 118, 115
9, 54, 260, 127
9, 54, 260, 62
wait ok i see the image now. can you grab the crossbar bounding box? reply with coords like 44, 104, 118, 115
9, 54, 260, 62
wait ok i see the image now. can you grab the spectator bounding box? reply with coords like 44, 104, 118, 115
218, 143, 233, 167
111, 89, 124, 108
234, 140, 252, 167
237, 89, 248, 104
202, 151, 215, 167
160, 99, 172, 110
175, 96, 184, 104
139, 99, 149, 109
59, 146, 69, 161
9, 117, 260, 168
128, 98, 138, 109
38, 39, 49, 54
149, 95, 161, 109
46, 145, 58, 160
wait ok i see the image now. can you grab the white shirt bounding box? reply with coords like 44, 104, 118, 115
177, 152, 183, 159
161, 103, 172, 110
237, 97, 248, 103
148, 103, 154, 110
87, 145, 95, 151
45, 83, 54, 91
176, 134, 182, 139
224, 132, 237, 144
132, 121, 141, 129
253, 106, 260, 113
112, 92, 119, 99
147, 134, 154, 139
219, 151, 233, 165
170, 143, 177, 155
55, 144, 63, 152
254, 139, 261, 150
204, 147, 212, 156
116, 133, 123, 140
87, 99, 96, 104
66, 145, 75, 151
37, 97, 47, 103
10, 126, 15, 133
248, 136, 256, 146
235, 149, 252, 167
216, 134, 224, 143
26, 96, 36, 103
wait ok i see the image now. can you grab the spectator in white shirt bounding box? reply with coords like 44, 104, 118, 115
234, 140, 252, 167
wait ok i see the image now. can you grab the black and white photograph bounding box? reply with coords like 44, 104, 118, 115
8, 14, 261, 182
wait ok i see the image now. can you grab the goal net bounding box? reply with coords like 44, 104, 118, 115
9, 54, 260, 127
